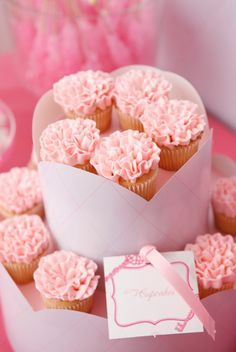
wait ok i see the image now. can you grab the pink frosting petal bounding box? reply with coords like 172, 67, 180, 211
90, 129, 160, 183
114, 69, 172, 119
0, 167, 42, 214
212, 177, 236, 218
0, 215, 50, 264
34, 250, 99, 301
40, 118, 100, 165
140, 99, 206, 148
53, 70, 114, 115
185, 233, 236, 289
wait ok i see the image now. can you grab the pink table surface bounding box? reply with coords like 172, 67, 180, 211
0, 54, 235, 351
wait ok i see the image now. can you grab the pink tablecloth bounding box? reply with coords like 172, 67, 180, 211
0, 54, 235, 351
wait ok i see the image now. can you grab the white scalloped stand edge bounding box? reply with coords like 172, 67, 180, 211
1, 157, 236, 352
0, 157, 236, 352
1, 259, 236, 352
3, 66, 234, 352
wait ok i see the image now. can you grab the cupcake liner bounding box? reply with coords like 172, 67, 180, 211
66, 106, 112, 133
158, 138, 201, 171
117, 108, 144, 132
26, 202, 45, 219
214, 211, 236, 235
199, 282, 234, 299
75, 161, 96, 174
42, 294, 94, 313
27, 159, 37, 170
0, 202, 44, 220
119, 168, 158, 201
3, 249, 47, 285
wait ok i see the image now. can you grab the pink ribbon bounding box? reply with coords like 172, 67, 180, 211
140, 245, 216, 340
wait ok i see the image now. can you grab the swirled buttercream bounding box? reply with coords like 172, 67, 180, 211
53, 70, 114, 115
34, 250, 99, 301
140, 99, 205, 148
40, 118, 100, 165
212, 177, 236, 218
90, 129, 160, 183
185, 233, 236, 289
0, 215, 49, 264
0, 167, 42, 214
114, 69, 172, 119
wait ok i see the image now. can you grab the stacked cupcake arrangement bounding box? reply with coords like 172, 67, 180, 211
0, 166, 100, 313
0, 67, 235, 319
40, 68, 206, 201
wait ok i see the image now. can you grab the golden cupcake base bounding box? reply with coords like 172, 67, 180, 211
3, 249, 47, 285
158, 138, 201, 171
117, 109, 144, 132
199, 282, 234, 299
42, 294, 94, 313
0, 202, 44, 220
214, 211, 236, 235
119, 168, 158, 201
67, 106, 112, 133
75, 161, 96, 174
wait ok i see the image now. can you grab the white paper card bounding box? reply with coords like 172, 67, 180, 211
104, 251, 203, 339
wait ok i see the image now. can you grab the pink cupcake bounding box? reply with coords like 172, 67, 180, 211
0, 167, 43, 219
90, 130, 160, 200
53, 70, 114, 132
140, 99, 205, 171
40, 118, 100, 173
185, 233, 236, 298
212, 177, 236, 235
34, 250, 99, 313
114, 69, 172, 132
0, 215, 50, 284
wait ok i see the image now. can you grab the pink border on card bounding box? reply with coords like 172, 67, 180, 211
105, 255, 195, 332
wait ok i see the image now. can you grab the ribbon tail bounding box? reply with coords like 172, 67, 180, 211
140, 245, 216, 340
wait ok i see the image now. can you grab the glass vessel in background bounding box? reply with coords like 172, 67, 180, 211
7, 0, 159, 96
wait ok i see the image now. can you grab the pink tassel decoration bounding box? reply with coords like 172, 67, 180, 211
7, 0, 158, 96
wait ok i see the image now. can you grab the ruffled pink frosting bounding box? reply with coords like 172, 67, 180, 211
90, 130, 160, 183
140, 100, 205, 149
0, 215, 49, 264
185, 233, 236, 289
34, 250, 99, 301
212, 177, 236, 218
0, 167, 42, 214
40, 118, 100, 165
114, 69, 172, 119
53, 70, 114, 115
